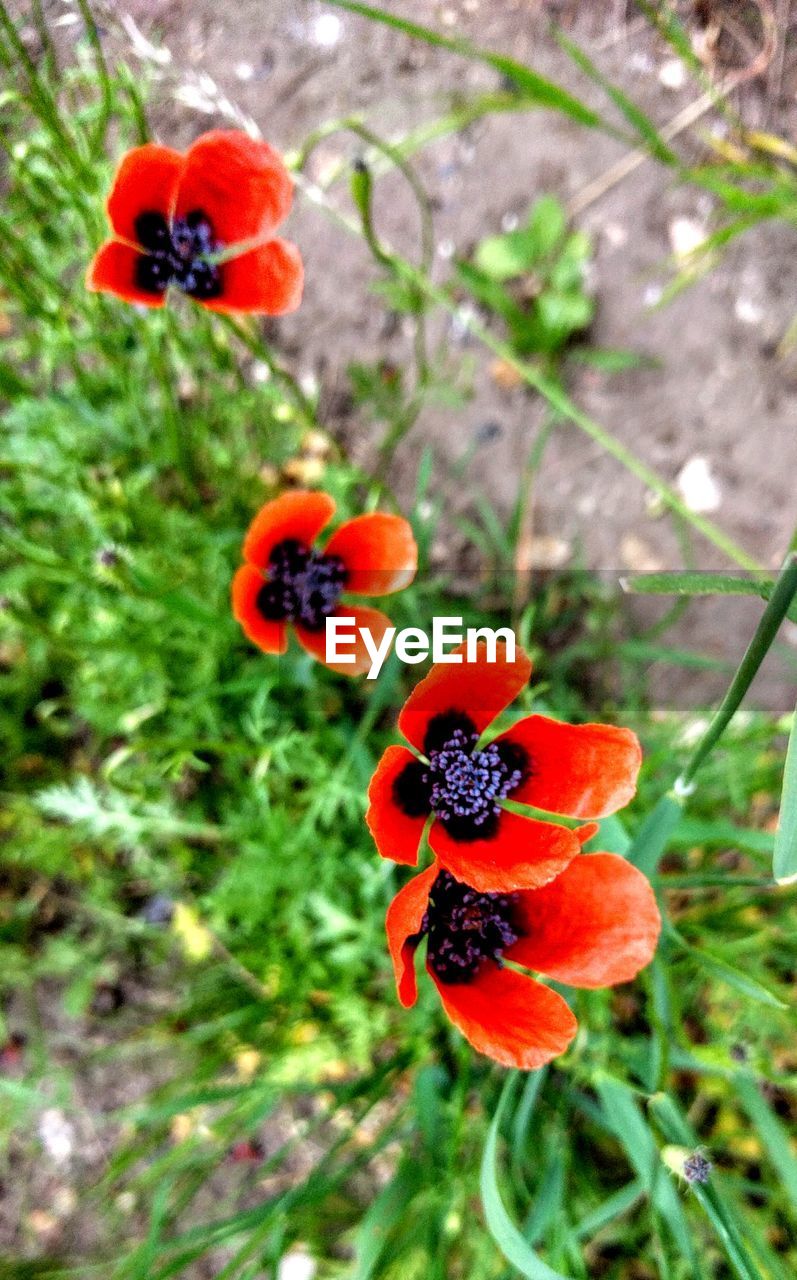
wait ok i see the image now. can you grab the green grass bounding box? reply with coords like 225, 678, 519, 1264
1, 3, 797, 1277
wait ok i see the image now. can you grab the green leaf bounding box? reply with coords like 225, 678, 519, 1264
623, 571, 774, 601
475, 228, 541, 281
584, 813, 631, 857
480, 1076, 570, 1280
527, 195, 567, 258
627, 794, 684, 875
734, 1073, 797, 1209
352, 1159, 421, 1280
773, 703, 797, 884
568, 346, 649, 373
536, 289, 593, 340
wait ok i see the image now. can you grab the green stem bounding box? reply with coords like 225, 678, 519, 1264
147, 322, 197, 494
75, 0, 114, 153
678, 553, 797, 789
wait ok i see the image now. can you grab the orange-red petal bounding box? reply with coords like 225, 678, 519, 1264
231, 563, 288, 655
175, 130, 293, 246
367, 746, 429, 867
386, 864, 438, 1008
86, 241, 166, 307
323, 513, 418, 597
202, 239, 304, 316
434, 965, 577, 1069
498, 716, 642, 819
398, 641, 532, 753
294, 605, 393, 676
428, 807, 582, 894
507, 853, 661, 988
105, 143, 184, 242
242, 490, 336, 571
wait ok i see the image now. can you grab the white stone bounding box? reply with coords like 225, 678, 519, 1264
310, 14, 342, 48
278, 1250, 317, 1280
659, 58, 687, 90
676, 456, 722, 513
39, 1109, 75, 1167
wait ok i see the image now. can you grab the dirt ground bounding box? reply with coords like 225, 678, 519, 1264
93, 0, 797, 709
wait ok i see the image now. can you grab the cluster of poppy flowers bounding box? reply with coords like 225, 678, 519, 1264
93, 128, 660, 1070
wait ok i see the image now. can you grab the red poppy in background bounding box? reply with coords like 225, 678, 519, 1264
367, 643, 641, 892
387, 853, 660, 1069
87, 130, 303, 314
232, 489, 417, 675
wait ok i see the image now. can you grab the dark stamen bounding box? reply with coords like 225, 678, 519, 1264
133, 208, 223, 300
256, 538, 347, 631
421, 869, 522, 984
422, 725, 525, 840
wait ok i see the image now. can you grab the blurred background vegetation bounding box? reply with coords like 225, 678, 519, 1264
1, 2, 796, 1277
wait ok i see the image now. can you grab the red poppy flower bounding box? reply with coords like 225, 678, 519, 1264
231, 489, 417, 675
87, 131, 303, 314
387, 853, 660, 1069
367, 642, 641, 893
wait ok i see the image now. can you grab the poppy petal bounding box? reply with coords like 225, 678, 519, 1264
428, 807, 582, 894
242, 490, 336, 571
434, 965, 577, 1069
105, 144, 184, 242
86, 241, 167, 307
386, 864, 438, 1007
175, 130, 293, 246
367, 746, 429, 867
323, 513, 418, 597
202, 240, 304, 316
295, 605, 393, 676
398, 641, 532, 753
231, 564, 287, 655
507, 853, 661, 988
498, 716, 642, 818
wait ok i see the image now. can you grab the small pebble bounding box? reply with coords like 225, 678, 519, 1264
659, 58, 687, 90
676, 456, 721, 513
309, 14, 342, 48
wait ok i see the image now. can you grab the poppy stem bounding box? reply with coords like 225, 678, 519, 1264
147, 322, 198, 496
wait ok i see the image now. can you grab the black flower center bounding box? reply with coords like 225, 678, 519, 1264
391, 712, 529, 840
256, 538, 348, 631
425, 726, 522, 829
133, 209, 223, 300
420, 869, 521, 984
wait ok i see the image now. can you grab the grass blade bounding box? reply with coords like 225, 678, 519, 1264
326, 0, 606, 130
555, 31, 679, 164
734, 1074, 797, 1210
480, 1075, 570, 1280
773, 702, 797, 884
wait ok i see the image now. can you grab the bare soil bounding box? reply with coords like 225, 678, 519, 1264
99, 0, 797, 708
